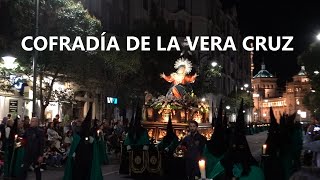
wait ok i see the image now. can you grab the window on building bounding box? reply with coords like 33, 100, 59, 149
177, 20, 186, 36
178, 0, 185, 10
143, 0, 148, 11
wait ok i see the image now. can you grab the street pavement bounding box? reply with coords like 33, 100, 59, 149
29, 131, 268, 180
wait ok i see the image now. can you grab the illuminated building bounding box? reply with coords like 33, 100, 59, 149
252, 64, 311, 123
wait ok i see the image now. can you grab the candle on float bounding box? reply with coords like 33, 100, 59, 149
198, 159, 206, 179
262, 144, 267, 155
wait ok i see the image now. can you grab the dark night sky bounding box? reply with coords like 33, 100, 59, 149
237, 0, 320, 86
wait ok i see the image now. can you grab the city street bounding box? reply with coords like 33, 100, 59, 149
29, 131, 268, 180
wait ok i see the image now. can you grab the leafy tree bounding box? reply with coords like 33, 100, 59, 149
224, 89, 254, 112
299, 43, 320, 117
6, 0, 101, 120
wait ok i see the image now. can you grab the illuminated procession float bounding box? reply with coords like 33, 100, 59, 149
122, 57, 216, 177
142, 58, 213, 142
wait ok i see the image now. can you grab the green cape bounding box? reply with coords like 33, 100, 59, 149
202, 145, 224, 179
157, 136, 179, 152
63, 134, 103, 180
124, 130, 150, 146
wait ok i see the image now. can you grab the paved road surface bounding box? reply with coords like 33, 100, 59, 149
28, 131, 268, 180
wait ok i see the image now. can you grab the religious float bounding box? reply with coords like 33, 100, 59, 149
125, 57, 215, 177
142, 58, 213, 143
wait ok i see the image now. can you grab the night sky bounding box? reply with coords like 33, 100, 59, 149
237, 0, 320, 86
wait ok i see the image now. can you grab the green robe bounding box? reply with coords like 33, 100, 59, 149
63, 134, 103, 180
210, 162, 265, 180
12, 146, 25, 177
4, 144, 24, 177
98, 136, 109, 165
202, 145, 224, 179
280, 126, 302, 180
157, 136, 179, 152
124, 130, 150, 147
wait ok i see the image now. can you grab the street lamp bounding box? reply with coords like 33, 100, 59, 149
314, 70, 319, 75
226, 105, 230, 110
244, 84, 249, 88
317, 33, 320, 41
201, 98, 206, 102
2, 56, 17, 69
211, 61, 218, 67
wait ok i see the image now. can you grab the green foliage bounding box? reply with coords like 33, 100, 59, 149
193, 59, 222, 95
303, 92, 320, 118
225, 89, 254, 111
299, 43, 320, 117
3, 0, 101, 119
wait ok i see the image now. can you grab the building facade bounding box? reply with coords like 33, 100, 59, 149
252, 65, 311, 123
81, 0, 251, 122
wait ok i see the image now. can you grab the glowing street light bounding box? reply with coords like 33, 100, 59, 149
317, 33, 320, 41
314, 70, 319, 75
311, 89, 316, 93
201, 98, 206, 102
244, 84, 249, 88
2, 56, 17, 69
211, 61, 218, 67
226, 105, 230, 110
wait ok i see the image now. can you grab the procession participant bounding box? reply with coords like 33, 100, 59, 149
63, 105, 103, 180
203, 100, 227, 179
263, 107, 283, 180
279, 112, 302, 180
119, 103, 136, 174
157, 115, 179, 177
19, 117, 45, 180
95, 119, 109, 165
179, 120, 206, 180
123, 103, 150, 151
209, 100, 264, 180
120, 102, 149, 176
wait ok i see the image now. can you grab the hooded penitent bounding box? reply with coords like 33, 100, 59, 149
263, 107, 283, 180
279, 112, 301, 180
221, 99, 258, 178
127, 101, 146, 144
68, 104, 103, 180
162, 114, 176, 145
207, 99, 227, 157
265, 107, 280, 156
81, 105, 93, 139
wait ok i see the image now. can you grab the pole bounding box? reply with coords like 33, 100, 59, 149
32, 0, 39, 117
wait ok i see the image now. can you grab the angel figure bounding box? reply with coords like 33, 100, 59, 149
160, 58, 197, 99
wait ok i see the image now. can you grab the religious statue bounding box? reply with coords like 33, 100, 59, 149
160, 58, 197, 99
